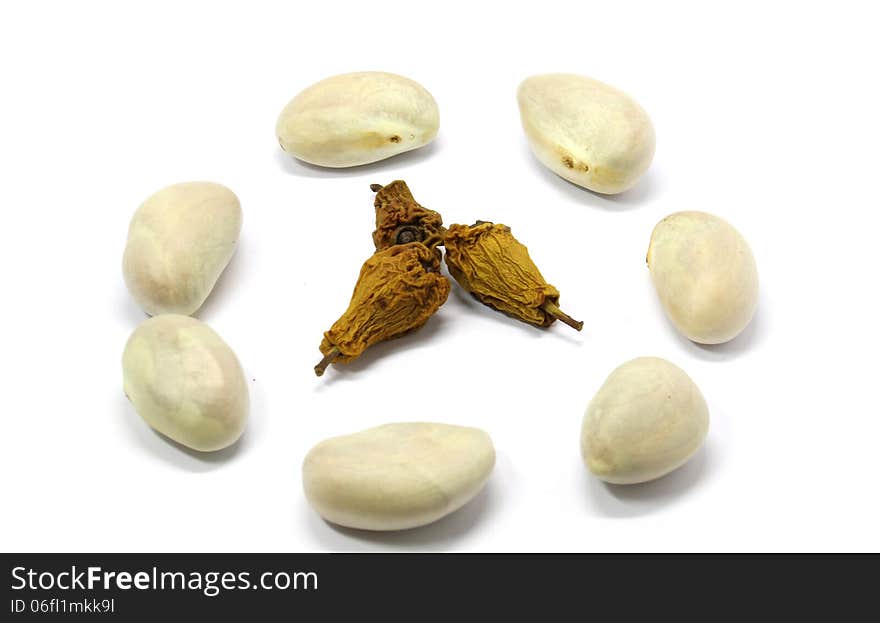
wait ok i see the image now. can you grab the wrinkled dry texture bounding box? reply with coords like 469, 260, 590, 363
276, 72, 439, 167
581, 357, 709, 484
647, 211, 759, 344
518, 73, 655, 194
371, 180, 445, 250
303, 422, 495, 531
443, 222, 560, 327
320, 243, 450, 362
122, 314, 249, 452
122, 181, 241, 316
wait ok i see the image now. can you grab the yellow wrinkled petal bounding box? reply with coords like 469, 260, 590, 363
444, 223, 560, 327
321, 243, 450, 362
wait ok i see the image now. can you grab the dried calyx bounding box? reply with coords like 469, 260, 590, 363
315, 242, 451, 376
371, 181, 446, 251
442, 221, 582, 331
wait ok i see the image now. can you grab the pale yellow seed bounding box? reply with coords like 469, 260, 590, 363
123, 181, 241, 316
517, 73, 655, 194
581, 357, 709, 484
303, 423, 494, 530
122, 314, 249, 452
276, 72, 439, 168
648, 211, 759, 344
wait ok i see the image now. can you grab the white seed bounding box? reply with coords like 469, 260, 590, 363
648, 211, 759, 344
275, 71, 439, 168
123, 182, 241, 316
581, 357, 709, 484
122, 314, 249, 452
302, 423, 495, 531
517, 73, 655, 194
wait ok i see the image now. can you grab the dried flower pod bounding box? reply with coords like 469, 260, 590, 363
315, 242, 451, 376
443, 221, 583, 331
370, 180, 445, 250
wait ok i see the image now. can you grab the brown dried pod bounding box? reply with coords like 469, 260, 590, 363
370, 180, 445, 250
443, 221, 583, 331
315, 242, 451, 376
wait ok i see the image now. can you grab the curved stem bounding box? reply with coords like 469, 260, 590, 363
314, 347, 341, 377
370, 183, 384, 192
542, 301, 583, 332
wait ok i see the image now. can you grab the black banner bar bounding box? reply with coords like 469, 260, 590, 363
1, 553, 873, 618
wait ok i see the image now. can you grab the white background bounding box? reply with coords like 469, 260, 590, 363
1, 1, 877, 553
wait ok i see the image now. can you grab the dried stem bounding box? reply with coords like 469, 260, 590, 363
542, 301, 583, 332
370, 183, 383, 192
314, 347, 341, 377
